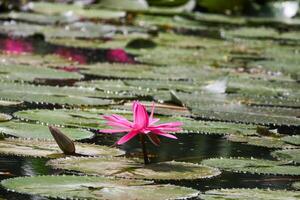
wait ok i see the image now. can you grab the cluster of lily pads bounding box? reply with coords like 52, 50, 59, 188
0, 0, 299, 199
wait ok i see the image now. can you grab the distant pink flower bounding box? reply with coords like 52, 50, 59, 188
106, 48, 135, 64
100, 101, 182, 145
2, 38, 33, 54
55, 48, 87, 64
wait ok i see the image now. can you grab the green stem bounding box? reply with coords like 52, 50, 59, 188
140, 134, 149, 165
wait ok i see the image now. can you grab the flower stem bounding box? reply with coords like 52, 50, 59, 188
140, 134, 149, 165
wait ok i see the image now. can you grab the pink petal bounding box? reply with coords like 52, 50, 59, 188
117, 130, 139, 145
99, 129, 130, 133
103, 115, 132, 128
149, 118, 160, 125
155, 132, 178, 139
133, 101, 149, 129
149, 102, 155, 120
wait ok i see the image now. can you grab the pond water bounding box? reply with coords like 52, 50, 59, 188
0, 2, 300, 199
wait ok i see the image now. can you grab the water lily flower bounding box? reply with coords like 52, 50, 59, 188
2, 38, 33, 54
106, 48, 135, 64
100, 101, 183, 146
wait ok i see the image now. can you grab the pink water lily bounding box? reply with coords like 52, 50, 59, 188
100, 101, 183, 145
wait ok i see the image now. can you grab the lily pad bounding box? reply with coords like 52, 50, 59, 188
1, 175, 199, 200
293, 182, 300, 190
0, 138, 123, 158
0, 121, 93, 140
0, 100, 23, 106
0, 82, 114, 106
200, 188, 300, 200
0, 54, 73, 68
282, 135, 300, 146
0, 113, 12, 122
95, 0, 149, 11
225, 135, 295, 149
14, 108, 258, 136
0, 11, 75, 25
271, 149, 300, 164
48, 156, 221, 180
173, 91, 300, 126
28, 2, 126, 20
0, 64, 83, 82
201, 157, 300, 176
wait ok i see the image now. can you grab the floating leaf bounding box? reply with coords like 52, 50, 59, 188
29, 2, 126, 20
173, 91, 300, 126
282, 135, 300, 146
0, 82, 115, 106
202, 157, 300, 176
0, 11, 76, 25
1, 175, 199, 200
0, 54, 72, 68
0, 64, 83, 82
225, 135, 295, 149
0, 100, 23, 107
14, 108, 258, 136
0, 113, 12, 122
0, 121, 93, 140
200, 188, 300, 200
95, 0, 149, 11
271, 149, 300, 164
0, 138, 123, 158
293, 182, 300, 190
48, 156, 221, 180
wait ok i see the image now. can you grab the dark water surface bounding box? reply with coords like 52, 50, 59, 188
0, 119, 299, 199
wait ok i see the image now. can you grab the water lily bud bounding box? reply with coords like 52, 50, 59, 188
48, 126, 76, 155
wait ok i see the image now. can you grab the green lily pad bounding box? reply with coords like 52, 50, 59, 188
225, 135, 295, 149
282, 135, 300, 146
0, 64, 83, 82
0, 82, 115, 106
0, 138, 123, 158
0, 100, 23, 106
0, 121, 93, 140
201, 157, 300, 176
1, 175, 199, 200
293, 182, 300, 190
0, 11, 75, 25
173, 92, 300, 126
0, 54, 73, 68
14, 108, 258, 136
29, 2, 126, 20
95, 0, 149, 11
200, 188, 300, 200
271, 149, 300, 164
0, 113, 12, 122
75, 80, 153, 97
48, 156, 221, 180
